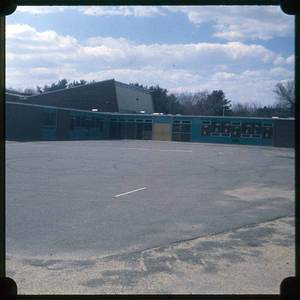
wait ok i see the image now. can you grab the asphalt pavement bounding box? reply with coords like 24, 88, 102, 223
5, 140, 295, 294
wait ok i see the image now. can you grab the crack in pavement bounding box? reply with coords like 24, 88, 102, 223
129, 213, 295, 255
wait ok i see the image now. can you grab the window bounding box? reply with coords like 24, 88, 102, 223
211, 121, 221, 133
75, 115, 80, 130
263, 126, 273, 139
242, 122, 252, 134
109, 120, 118, 139
70, 114, 75, 131
80, 115, 86, 130
262, 123, 273, 127
201, 124, 211, 136
91, 117, 96, 132
201, 121, 211, 125
43, 112, 49, 128
222, 122, 231, 134
172, 120, 191, 142
221, 133, 230, 137
231, 125, 241, 138
43, 110, 56, 130
95, 117, 104, 132
86, 116, 91, 132
252, 123, 262, 135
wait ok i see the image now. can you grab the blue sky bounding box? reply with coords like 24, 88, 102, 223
6, 5, 294, 106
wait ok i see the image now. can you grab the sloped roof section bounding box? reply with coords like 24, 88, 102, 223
6, 79, 119, 113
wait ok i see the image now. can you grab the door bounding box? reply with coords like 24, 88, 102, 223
153, 123, 171, 141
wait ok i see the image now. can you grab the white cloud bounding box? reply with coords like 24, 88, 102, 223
83, 67, 201, 86
6, 24, 78, 50
77, 6, 165, 17
17, 6, 66, 14
132, 6, 166, 17
7, 25, 275, 70
212, 72, 238, 81
16, 6, 166, 18
165, 6, 294, 41
14, 5, 169, 26
6, 24, 293, 106
286, 55, 295, 64
273, 55, 285, 66
268, 67, 294, 78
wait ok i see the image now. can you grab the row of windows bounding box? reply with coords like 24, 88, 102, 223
201, 121, 273, 139
43, 111, 56, 130
201, 121, 273, 127
70, 115, 104, 132
44, 111, 274, 140
109, 121, 152, 140
110, 118, 153, 123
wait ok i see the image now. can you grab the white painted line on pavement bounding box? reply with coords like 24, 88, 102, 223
115, 187, 147, 198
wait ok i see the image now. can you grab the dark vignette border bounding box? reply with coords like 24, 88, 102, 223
0, 0, 298, 299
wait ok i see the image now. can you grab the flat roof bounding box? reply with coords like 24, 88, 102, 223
6, 101, 295, 120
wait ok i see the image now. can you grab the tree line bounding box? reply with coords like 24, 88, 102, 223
130, 80, 294, 118
6, 78, 93, 96
6, 78, 295, 118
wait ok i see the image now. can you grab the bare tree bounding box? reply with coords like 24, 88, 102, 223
273, 79, 295, 117
231, 102, 262, 117
6, 86, 37, 95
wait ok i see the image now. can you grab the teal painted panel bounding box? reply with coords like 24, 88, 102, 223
200, 136, 210, 143
231, 138, 241, 144
173, 117, 193, 121
191, 124, 201, 142
132, 115, 152, 121
48, 131, 56, 139
154, 116, 171, 123
241, 138, 251, 145
42, 130, 48, 140
192, 118, 201, 125
70, 132, 76, 139
75, 131, 85, 139
221, 137, 231, 144
42, 130, 56, 140
261, 139, 273, 146
251, 139, 262, 146
211, 137, 221, 144
83, 132, 92, 139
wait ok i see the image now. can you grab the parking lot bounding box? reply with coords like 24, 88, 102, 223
5, 140, 295, 294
